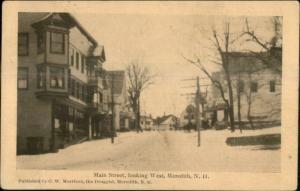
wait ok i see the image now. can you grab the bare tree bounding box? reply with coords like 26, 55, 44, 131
183, 22, 237, 132
126, 61, 155, 133
242, 17, 282, 74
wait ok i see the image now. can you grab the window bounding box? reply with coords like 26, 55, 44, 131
50, 32, 65, 54
70, 49, 74, 66
50, 67, 65, 88
93, 92, 98, 104
37, 32, 45, 54
75, 82, 80, 99
71, 79, 75, 96
76, 52, 79, 70
250, 81, 258, 92
270, 80, 276, 92
238, 80, 244, 93
18, 67, 28, 89
81, 55, 85, 73
80, 84, 84, 101
37, 66, 46, 88
18, 33, 29, 56
99, 93, 103, 103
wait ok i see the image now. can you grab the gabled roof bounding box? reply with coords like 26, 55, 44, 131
31, 12, 106, 61
32, 12, 98, 46
106, 70, 126, 95
155, 114, 176, 125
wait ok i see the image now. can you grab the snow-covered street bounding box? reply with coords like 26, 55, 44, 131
17, 127, 280, 172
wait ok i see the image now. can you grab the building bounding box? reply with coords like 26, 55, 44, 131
17, 12, 111, 154
140, 115, 154, 131
208, 50, 281, 126
155, 115, 178, 131
106, 70, 131, 131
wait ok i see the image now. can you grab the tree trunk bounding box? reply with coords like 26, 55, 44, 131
237, 75, 242, 133
224, 69, 235, 132
137, 98, 142, 133
247, 88, 255, 130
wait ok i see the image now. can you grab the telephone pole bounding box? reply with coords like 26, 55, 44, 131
196, 76, 201, 147
181, 76, 211, 147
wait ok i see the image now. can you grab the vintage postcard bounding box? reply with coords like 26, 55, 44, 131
1, 1, 299, 190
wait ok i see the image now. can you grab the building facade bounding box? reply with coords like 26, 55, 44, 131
140, 115, 154, 131
106, 70, 131, 131
208, 51, 281, 125
17, 12, 111, 154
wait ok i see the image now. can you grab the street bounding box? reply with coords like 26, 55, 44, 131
17, 128, 280, 172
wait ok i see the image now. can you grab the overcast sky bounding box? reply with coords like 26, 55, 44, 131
73, 13, 275, 117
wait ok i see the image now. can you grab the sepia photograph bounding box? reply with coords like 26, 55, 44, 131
1, 1, 298, 190
16, 12, 282, 172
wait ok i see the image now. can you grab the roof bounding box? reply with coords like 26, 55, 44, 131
225, 50, 282, 74
31, 12, 106, 61
32, 12, 98, 46
106, 70, 126, 95
155, 114, 176, 125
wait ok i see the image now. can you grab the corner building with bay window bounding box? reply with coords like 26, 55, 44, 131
17, 12, 111, 154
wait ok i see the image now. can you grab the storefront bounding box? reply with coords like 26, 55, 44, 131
52, 101, 89, 151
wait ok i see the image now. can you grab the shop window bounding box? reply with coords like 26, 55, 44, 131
270, 80, 276, 92
18, 33, 29, 56
37, 32, 45, 54
18, 67, 28, 89
37, 66, 46, 88
250, 81, 258, 93
50, 67, 65, 88
50, 32, 65, 54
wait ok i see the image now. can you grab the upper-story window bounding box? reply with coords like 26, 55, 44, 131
18, 33, 29, 56
37, 32, 45, 54
76, 52, 79, 70
250, 81, 258, 93
81, 55, 85, 73
50, 32, 65, 54
50, 67, 65, 88
18, 67, 28, 89
270, 80, 276, 92
70, 49, 74, 66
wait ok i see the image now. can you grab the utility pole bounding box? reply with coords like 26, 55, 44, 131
195, 76, 201, 147
181, 76, 211, 147
110, 74, 115, 144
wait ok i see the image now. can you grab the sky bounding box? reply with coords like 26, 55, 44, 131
73, 13, 276, 118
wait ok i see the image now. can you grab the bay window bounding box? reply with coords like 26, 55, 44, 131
50, 67, 65, 88
50, 32, 65, 54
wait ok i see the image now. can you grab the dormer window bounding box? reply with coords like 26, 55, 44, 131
50, 32, 65, 54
